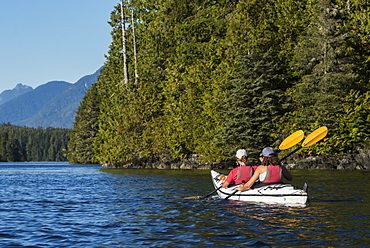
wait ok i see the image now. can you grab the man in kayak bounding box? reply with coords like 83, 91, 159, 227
237, 147, 292, 191
222, 149, 254, 188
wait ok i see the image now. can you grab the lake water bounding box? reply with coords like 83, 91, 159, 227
0, 162, 369, 247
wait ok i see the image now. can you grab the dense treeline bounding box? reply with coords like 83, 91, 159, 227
69, 0, 370, 166
0, 123, 69, 162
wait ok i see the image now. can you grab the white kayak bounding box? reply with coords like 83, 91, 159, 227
211, 170, 309, 205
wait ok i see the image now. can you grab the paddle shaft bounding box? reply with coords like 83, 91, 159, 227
224, 187, 240, 200
200, 185, 222, 199
278, 146, 302, 162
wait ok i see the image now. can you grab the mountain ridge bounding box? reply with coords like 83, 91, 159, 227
0, 67, 102, 129
0, 84, 34, 105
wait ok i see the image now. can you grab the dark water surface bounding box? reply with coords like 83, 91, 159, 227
0, 162, 369, 247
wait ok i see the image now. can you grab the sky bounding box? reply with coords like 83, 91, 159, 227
0, 0, 119, 93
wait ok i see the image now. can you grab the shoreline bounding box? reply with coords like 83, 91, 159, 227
102, 152, 370, 170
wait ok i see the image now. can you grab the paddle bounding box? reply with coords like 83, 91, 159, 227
185, 130, 305, 200
224, 126, 328, 200
279, 126, 328, 161
278, 130, 304, 151
199, 185, 222, 199
184, 175, 227, 199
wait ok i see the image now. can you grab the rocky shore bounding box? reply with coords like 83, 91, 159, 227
106, 152, 370, 170
284, 152, 370, 170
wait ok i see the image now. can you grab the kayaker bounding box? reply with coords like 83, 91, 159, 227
237, 147, 292, 191
222, 149, 254, 188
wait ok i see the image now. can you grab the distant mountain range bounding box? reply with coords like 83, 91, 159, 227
0, 84, 34, 105
0, 67, 102, 129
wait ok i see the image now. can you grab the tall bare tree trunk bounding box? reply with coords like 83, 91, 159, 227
131, 9, 139, 84
120, 0, 128, 86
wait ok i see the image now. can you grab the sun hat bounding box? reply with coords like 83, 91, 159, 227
260, 147, 277, 157
236, 149, 248, 159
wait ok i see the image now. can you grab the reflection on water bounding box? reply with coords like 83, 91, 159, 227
205, 198, 368, 247
0, 163, 369, 247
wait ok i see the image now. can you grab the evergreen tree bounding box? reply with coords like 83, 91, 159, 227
345, 0, 370, 92
284, 0, 358, 155
216, 50, 291, 158
93, 4, 132, 166
0, 124, 69, 162
328, 90, 370, 154
69, 0, 370, 164
93, 2, 167, 166
151, 0, 235, 160
68, 83, 100, 164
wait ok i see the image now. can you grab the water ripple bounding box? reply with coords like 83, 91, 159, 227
0, 163, 369, 247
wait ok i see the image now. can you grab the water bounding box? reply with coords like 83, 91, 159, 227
0, 162, 369, 247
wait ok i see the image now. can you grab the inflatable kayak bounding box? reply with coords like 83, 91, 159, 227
211, 170, 309, 205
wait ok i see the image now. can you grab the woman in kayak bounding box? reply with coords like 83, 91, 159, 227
237, 147, 292, 191
222, 149, 254, 188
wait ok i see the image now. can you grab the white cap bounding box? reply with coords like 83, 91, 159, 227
236, 149, 248, 159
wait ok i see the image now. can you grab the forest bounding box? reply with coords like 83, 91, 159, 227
0, 123, 69, 162
68, 0, 370, 166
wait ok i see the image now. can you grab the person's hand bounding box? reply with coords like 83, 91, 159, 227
237, 185, 245, 191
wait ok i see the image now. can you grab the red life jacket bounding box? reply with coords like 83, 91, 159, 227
226, 166, 254, 185
235, 166, 254, 184
262, 165, 282, 183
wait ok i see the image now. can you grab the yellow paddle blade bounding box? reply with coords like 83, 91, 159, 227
302, 126, 328, 147
279, 130, 305, 150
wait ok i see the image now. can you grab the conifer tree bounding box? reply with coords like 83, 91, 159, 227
93, 3, 132, 166
68, 83, 100, 164
345, 0, 370, 92
154, 0, 235, 160
216, 50, 291, 157
69, 0, 370, 163
329, 90, 370, 154
0, 124, 68, 162
285, 0, 358, 154
93, 1, 169, 165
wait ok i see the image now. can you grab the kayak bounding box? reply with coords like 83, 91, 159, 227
211, 170, 309, 205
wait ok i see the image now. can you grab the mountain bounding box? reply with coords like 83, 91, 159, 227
0, 67, 102, 129
0, 81, 72, 125
0, 84, 34, 105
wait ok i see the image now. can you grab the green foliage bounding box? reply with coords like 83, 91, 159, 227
328, 90, 370, 154
69, 0, 370, 165
0, 123, 69, 162
277, 0, 365, 155
343, 0, 370, 92
216, 51, 292, 158
68, 83, 100, 164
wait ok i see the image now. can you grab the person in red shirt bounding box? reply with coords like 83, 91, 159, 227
222, 149, 254, 188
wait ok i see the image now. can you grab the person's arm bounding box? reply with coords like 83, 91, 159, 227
222, 181, 230, 188
237, 167, 262, 191
281, 165, 292, 181
222, 169, 235, 188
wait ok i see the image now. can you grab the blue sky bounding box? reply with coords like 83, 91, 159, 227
0, 0, 119, 93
